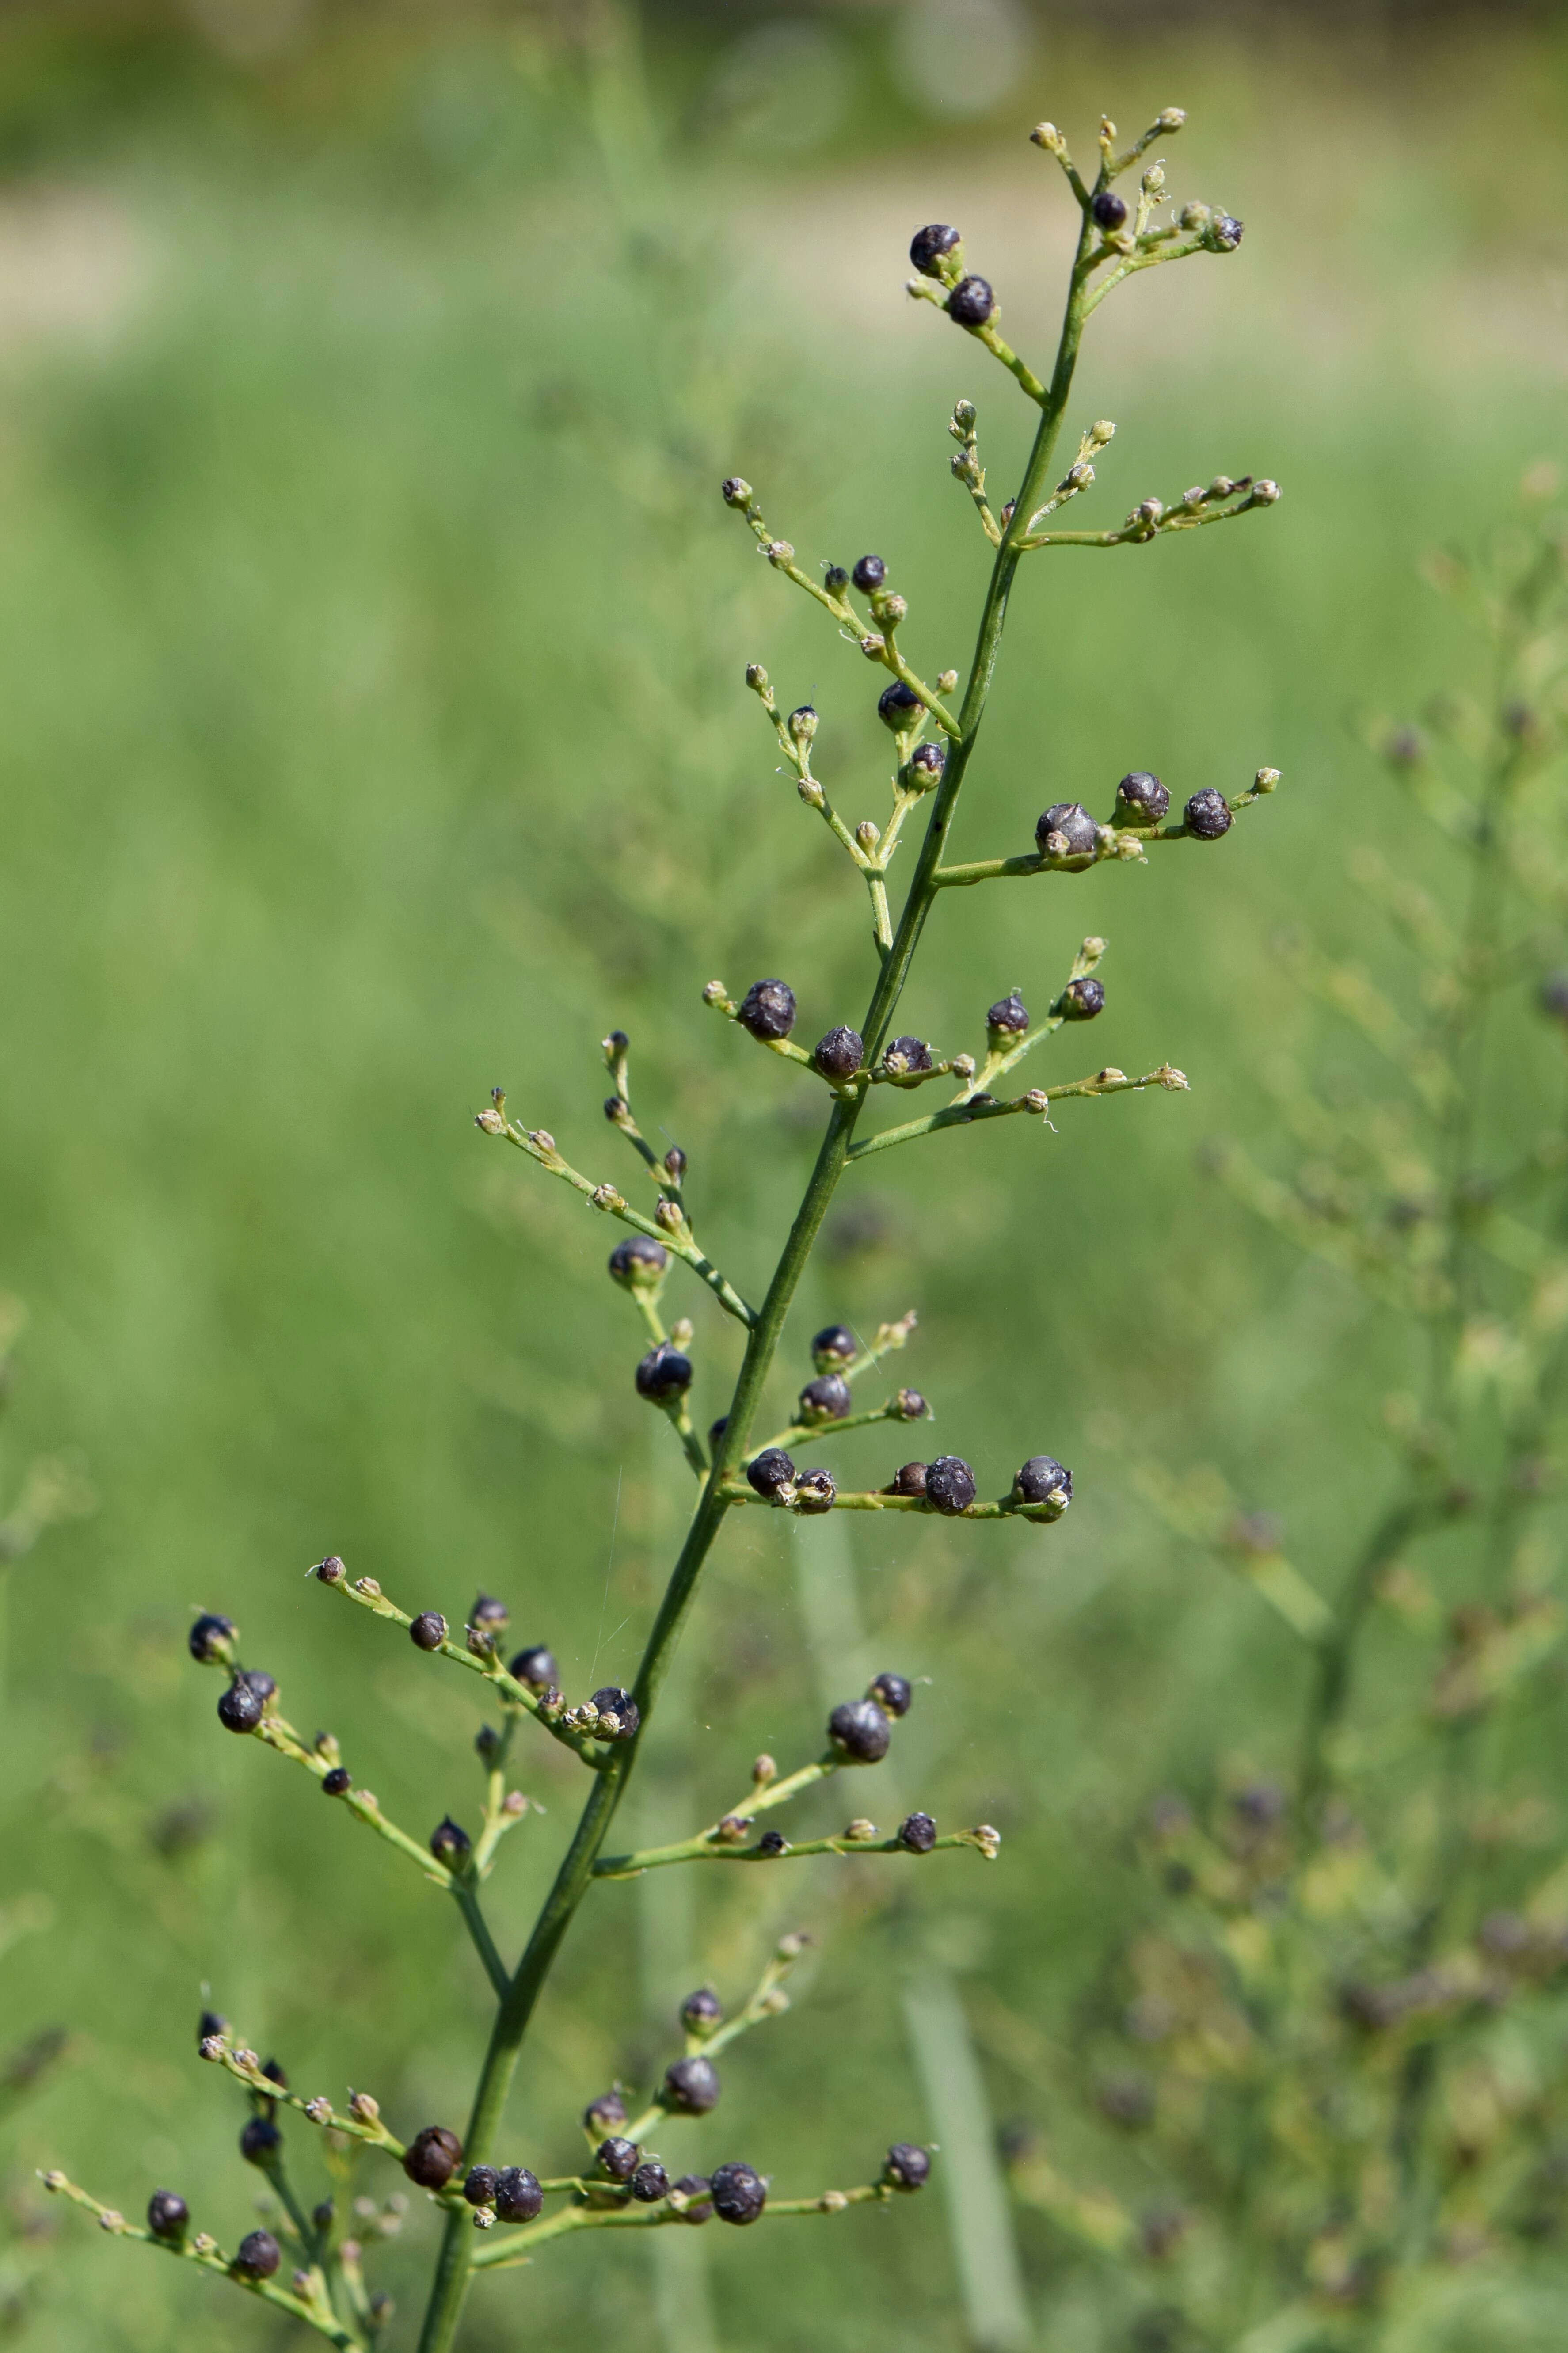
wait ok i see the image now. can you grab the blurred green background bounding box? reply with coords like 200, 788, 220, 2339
0, 0, 1564, 2346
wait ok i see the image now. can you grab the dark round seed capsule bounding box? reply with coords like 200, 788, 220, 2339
403, 2126, 463, 2191
794, 1467, 835, 1511
1115, 769, 1170, 823
315, 1556, 345, 1583
598, 2136, 640, 2183
632, 2160, 670, 2203
1062, 976, 1104, 1020
240, 2116, 281, 2166
890, 1461, 928, 1497
711, 2162, 767, 2225
1037, 801, 1098, 857
590, 1687, 640, 1740
737, 978, 797, 1041
509, 1645, 558, 1691
813, 1026, 863, 1081
829, 1697, 891, 1763
852, 555, 887, 592
986, 992, 1028, 1033
894, 1390, 927, 1421
673, 2173, 713, 2222
869, 1672, 912, 1717
147, 2189, 189, 2240
798, 1374, 852, 1424
234, 2229, 280, 2280
322, 1766, 351, 1796
240, 1670, 276, 1701
1091, 189, 1127, 229
926, 1456, 976, 1515
1184, 786, 1233, 840
1210, 213, 1244, 250
430, 1817, 472, 1867
261, 2057, 288, 2092
811, 1324, 857, 1370
681, 1987, 724, 2034
708, 1416, 728, 1450
908, 741, 945, 781
885, 2142, 931, 2191
311, 2200, 335, 2232
664, 2055, 721, 2114
471, 1594, 508, 1631
636, 1344, 693, 1404
898, 1812, 937, 1854
757, 1829, 788, 1856
584, 2091, 626, 2135
877, 680, 922, 732
217, 1678, 264, 1734
1539, 973, 1568, 1024
410, 1611, 447, 1652
909, 222, 961, 276
187, 1612, 235, 1664
609, 1234, 669, 1288
747, 1447, 796, 1498
494, 2167, 543, 2224
463, 2167, 498, 2207
824, 564, 850, 594
664, 1146, 687, 1181
1015, 1454, 1073, 1507
884, 1035, 932, 1075
947, 274, 995, 327
198, 2008, 227, 2045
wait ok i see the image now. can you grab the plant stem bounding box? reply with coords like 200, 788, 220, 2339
415, 199, 1097, 2353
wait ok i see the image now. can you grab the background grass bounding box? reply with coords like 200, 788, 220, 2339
0, 3, 1565, 2347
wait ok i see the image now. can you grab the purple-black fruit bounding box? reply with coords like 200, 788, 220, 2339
829, 1698, 891, 1763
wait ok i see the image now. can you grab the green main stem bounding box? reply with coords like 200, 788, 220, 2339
414, 207, 1094, 2353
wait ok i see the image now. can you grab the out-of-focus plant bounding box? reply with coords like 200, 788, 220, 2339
42, 98, 1280, 2353
997, 483, 1568, 2350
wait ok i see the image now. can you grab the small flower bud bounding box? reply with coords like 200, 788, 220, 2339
1253, 765, 1281, 792
812, 1026, 863, 1082
829, 1697, 891, 1763
1207, 213, 1244, 251
871, 591, 907, 630
669, 1318, 693, 1350
860, 633, 886, 660
823, 564, 849, 594
885, 2143, 931, 2191
737, 977, 797, 1040
1030, 121, 1064, 153
349, 2091, 380, 2122
898, 1811, 938, 1854
1142, 163, 1165, 198
856, 819, 880, 853
793, 1467, 835, 1513
474, 1104, 505, 1135
636, 1344, 692, 1404
1184, 786, 1233, 840
764, 540, 794, 567
528, 1130, 555, 1155
654, 1199, 685, 1236
926, 1456, 976, 1515
410, 1611, 446, 1652
1024, 1088, 1048, 1113
716, 1814, 754, 1843
1250, 478, 1280, 503
845, 1817, 877, 1842
1157, 106, 1185, 128
937, 670, 959, 693
973, 1823, 1002, 1860
868, 1671, 912, 1717
590, 1183, 624, 1212
589, 1686, 640, 1742
1036, 801, 1097, 859
722, 478, 753, 508
306, 2097, 332, 2122
403, 2127, 463, 2191
234, 2229, 281, 2280
314, 1555, 346, 1584
1180, 201, 1211, 230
